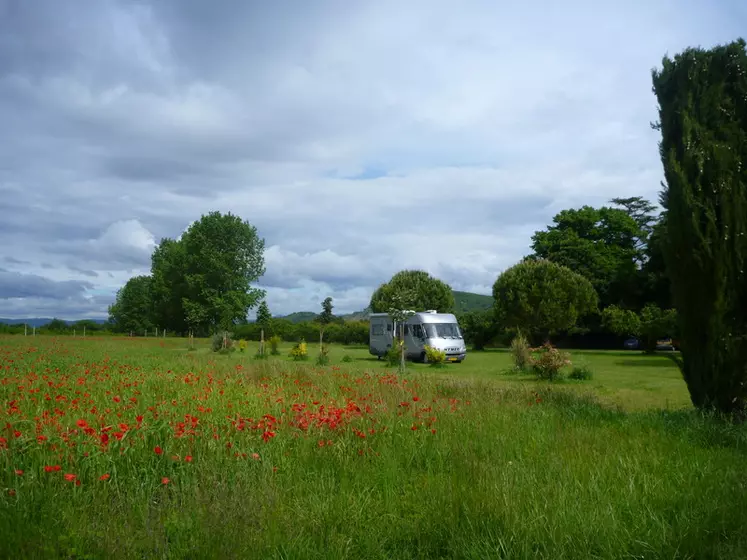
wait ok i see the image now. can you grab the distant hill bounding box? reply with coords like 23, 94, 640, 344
452, 291, 494, 314
0, 318, 107, 327
279, 312, 319, 324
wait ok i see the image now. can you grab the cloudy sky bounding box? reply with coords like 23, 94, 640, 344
0, 0, 744, 320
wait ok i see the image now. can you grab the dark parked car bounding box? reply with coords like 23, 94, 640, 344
623, 338, 640, 350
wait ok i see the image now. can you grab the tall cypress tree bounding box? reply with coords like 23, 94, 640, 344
652, 38, 747, 414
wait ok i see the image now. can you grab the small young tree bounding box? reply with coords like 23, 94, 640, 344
317, 297, 334, 358
387, 290, 416, 373
256, 300, 272, 356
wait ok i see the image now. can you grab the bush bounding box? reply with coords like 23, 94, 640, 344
342, 355, 353, 363
211, 332, 234, 353
289, 339, 308, 361
569, 364, 594, 380
269, 335, 281, 355
510, 332, 531, 371
385, 344, 401, 367
238, 339, 248, 353
316, 344, 330, 366
530, 342, 571, 381
424, 345, 447, 367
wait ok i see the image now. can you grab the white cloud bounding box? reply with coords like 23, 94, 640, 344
0, 0, 744, 318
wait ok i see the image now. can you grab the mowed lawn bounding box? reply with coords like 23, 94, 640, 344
1, 336, 746, 559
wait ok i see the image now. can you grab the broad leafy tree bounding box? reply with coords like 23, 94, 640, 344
530, 205, 642, 309
653, 38, 747, 413
369, 270, 454, 314
108, 275, 155, 334
150, 238, 189, 335
493, 259, 598, 343
180, 211, 266, 335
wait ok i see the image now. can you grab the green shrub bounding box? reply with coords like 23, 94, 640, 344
385, 345, 401, 367
510, 332, 531, 371
316, 344, 330, 366
569, 364, 594, 380
269, 335, 281, 355
211, 332, 234, 353
238, 339, 248, 353
342, 355, 353, 363
530, 342, 571, 381
424, 345, 447, 367
289, 339, 308, 361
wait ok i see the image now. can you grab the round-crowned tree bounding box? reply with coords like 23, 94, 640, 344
493, 259, 598, 343
369, 270, 454, 313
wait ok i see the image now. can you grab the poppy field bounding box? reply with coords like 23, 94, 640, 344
2, 336, 747, 559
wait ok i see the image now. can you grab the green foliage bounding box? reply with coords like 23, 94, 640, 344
458, 309, 497, 350
510, 332, 531, 371
180, 211, 266, 334
653, 38, 747, 413
369, 270, 455, 313
289, 340, 308, 361
569, 364, 594, 380
424, 345, 447, 367
493, 259, 599, 342
238, 339, 248, 353
317, 297, 334, 327
341, 354, 353, 363
603, 303, 677, 353
385, 345, 401, 367
452, 291, 494, 313
269, 335, 281, 355
107, 275, 155, 334
530, 205, 644, 309
211, 332, 234, 353
150, 238, 189, 335
255, 301, 271, 330
316, 344, 330, 366
530, 342, 571, 381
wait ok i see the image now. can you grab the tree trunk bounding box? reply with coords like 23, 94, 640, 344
399, 323, 406, 372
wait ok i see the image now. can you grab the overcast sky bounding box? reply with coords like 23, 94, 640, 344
0, 0, 744, 320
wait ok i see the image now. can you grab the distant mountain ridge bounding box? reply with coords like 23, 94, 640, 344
276, 291, 493, 323
0, 318, 107, 327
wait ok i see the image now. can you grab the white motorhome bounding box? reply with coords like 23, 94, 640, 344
369, 310, 467, 363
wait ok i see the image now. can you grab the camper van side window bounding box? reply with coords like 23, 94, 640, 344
371, 325, 384, 336
386, 323, 392, 332
412, 324, 423, 338
404, 325, 410, 335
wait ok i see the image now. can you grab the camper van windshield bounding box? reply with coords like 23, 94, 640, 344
425, 323, 462, 339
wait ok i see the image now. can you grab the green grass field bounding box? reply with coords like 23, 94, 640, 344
1, 336, 746, 559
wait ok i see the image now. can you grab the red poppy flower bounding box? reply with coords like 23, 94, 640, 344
64, 473, 77, 482
14, 469, 23, 476
251, 453, 260, 460
44, 465, 61, 472
13, 431, 21, 438
154, 446, 163, 455
99, 473, 110, 481
184, 455, 193, 463
161, 477, 170, 485
76, 419, 87, 428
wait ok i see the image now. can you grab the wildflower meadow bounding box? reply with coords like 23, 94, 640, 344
2, 336, 747, 559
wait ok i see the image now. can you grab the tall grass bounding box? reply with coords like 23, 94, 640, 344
1, 337, 746, 558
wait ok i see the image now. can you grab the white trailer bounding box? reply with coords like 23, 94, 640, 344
369, 310, 467, 363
